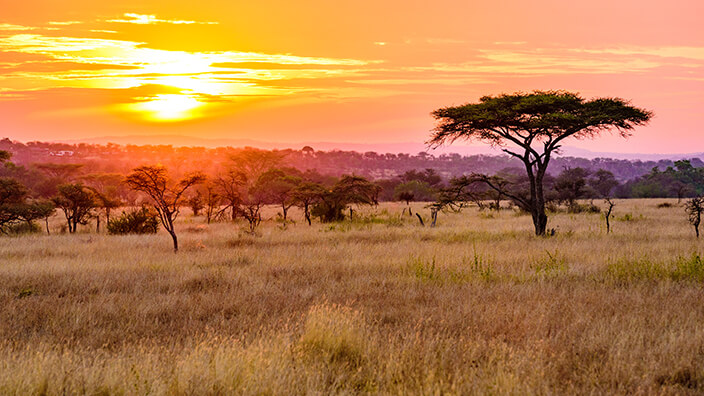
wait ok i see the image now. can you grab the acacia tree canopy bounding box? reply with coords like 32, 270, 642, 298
429, 90, 652, 235
125, 165, 205, 252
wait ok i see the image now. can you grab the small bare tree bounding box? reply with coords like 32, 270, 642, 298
604, 198, 615, 234
125, 165, 205, 252
685, 196, 704, 238
589, 169, 619, 233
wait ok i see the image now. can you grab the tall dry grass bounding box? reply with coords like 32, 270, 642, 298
1, 199, 703, 394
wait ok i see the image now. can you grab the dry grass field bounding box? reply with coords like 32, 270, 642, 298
1, 199, 703, 395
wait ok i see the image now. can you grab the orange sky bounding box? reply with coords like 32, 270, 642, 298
1, 0, 703, 154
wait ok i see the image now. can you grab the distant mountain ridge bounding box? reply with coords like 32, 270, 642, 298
62, 134, 704, 162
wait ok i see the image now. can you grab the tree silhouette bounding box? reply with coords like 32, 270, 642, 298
685, 196, 704, 238
313, 175, 381, 222
589, 169, 619, 233
256, 168, 302, 222
125, 165, 205, 252
292, 182, 326, 225
52, 183, 96, 233
430, 90, 652, 235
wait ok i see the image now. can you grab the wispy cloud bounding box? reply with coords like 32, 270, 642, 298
47, 21, 83, 26
570, 46, 704, 62
0, 32, 378, 101
106, 13, 218, 25
0, 23, 36, 31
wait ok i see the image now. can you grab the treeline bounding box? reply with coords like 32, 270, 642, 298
0, 149, 383, 252
2, 138, 702, 182
3, 145, 704, 247
432, 162, 703, 210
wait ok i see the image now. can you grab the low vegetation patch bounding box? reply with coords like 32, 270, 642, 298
604, 253, 704, 283
405, 253, 494, 283
107, 207, 159, 235
531, 250, 569, 279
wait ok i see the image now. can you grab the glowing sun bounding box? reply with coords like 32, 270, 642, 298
134, 94, 204, 122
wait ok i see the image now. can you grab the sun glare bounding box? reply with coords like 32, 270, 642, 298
133, 94, 203, 122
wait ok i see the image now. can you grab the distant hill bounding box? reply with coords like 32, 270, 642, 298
61, 134, 704, 162
2, 137, 703, 182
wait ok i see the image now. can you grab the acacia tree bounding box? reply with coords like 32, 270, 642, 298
125, 165, 205, 252
201, 181, 220, 224
52, 183, 97, 233
292, 182, 326, 225
430, 91, 652, 235
554, 167, 590, 208
394, 180, 435, 206
0, 178, 55, 234
685, 196, 704, 238
313, 175, 381, 222
256, 168, 302, 222
81, 173, 124, 232
214, 169, 245, 221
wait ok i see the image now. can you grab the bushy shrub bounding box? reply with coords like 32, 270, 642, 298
107, 207, 159, 235
567, 203, 601, 214
6, 221, 41, 235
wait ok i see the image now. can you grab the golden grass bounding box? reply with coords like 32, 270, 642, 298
1, 199, 703, 394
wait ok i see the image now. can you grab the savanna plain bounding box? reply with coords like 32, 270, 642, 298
2, 199, 704, 395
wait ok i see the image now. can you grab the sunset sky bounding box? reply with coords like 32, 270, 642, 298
1, 0, 703, 154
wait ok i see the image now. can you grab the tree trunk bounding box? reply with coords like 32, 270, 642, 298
532, 208, 548, 236
170, 231, 179, 252
96, 215, 100, 233
605, 201, 614, 233
304, 204, 312, 226
526, 166, 548, 236
45, 217, 50, 235
606, 210, 611, 233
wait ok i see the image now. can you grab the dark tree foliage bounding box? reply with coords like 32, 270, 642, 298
200, 181, 220, 224
400, 168, 442, 187
589, 169, 619, 199
0, 152, 56, 234
107, 207, 159, 235
52, 183, 97, 233
685, 196, 704, 238
430, 90, 652, 235
554, 167, 590, 206
214, 169, 245, 221
256, 167, 302, 222
0, 178, 51, 233
312, 175, 381, 222
125, 165, 205, 252
624, 160, 704, 200
435, 174, 521, 212
238, 183, 267, 233
187, 190, 205, 217
394, 180, 436, 205
292, 182, 327, 226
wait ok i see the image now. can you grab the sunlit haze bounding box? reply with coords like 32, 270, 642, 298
1, 1, 703, 154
